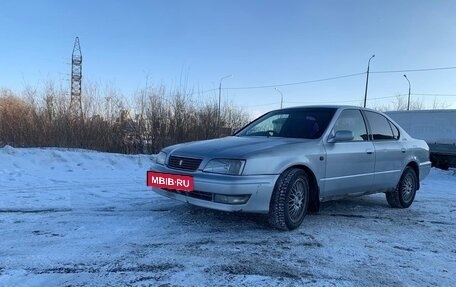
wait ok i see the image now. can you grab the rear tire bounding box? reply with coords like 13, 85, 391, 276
386, 166, 418, 208
268, 168, 309, 230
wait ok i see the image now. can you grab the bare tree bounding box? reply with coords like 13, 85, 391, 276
432, 97, 451, 109
0, 80, 250, 154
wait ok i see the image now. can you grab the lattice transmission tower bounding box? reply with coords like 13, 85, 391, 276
69, 37, 83, 119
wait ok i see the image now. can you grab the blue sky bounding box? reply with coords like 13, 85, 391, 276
1, 0, 456, 115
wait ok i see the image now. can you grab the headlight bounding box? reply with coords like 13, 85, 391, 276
203, 159, 245, 175
155, 151, 167, 165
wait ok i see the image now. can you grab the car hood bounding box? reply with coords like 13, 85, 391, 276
163, 136, 315, 159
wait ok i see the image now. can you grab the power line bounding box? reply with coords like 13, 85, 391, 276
264, 93, 456, 107
371, 66, 456, 74
200, 88, 218, 94
243, 102, 281, 107
197, 65, 456, 94
409, 93, 456, 97
283, 95, 399, 105
224, 72, 365, 90
196, 73, 364, 94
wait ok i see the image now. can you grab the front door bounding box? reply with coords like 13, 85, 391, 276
322, 109, 375, 197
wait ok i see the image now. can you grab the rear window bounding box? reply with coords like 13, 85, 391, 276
364, 111, 395, 140
389, 121, 400, 140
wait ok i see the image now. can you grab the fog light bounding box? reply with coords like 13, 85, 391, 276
214, 194, 250, 205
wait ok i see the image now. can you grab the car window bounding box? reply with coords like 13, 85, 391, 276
332, 109, 368, 141
244, 114, 289, 136
237, 108, 336, 139
389, 121, 400, 140
365, 111, 395, 140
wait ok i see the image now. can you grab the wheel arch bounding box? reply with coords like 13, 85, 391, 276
406, 161, 420, 190
276, 164, 320, 213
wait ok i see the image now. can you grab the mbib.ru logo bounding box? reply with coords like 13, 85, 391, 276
147, 171, 194, 192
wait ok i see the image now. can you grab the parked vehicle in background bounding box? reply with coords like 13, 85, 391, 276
149, 106, 431, 230
386, 109, 456, 170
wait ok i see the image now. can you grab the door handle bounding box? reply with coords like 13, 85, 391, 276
366, 149, 373, 155
401, 148, 406, 153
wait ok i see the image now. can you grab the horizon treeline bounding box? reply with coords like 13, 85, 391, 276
0, 82, 250, 154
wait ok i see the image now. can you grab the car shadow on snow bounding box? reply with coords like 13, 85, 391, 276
320, 194, 390, 213
152, 193, 405, 231
174, 204, 272, 230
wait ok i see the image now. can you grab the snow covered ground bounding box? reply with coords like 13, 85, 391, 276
0, 146, 455, 287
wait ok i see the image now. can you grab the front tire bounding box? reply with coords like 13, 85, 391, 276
386, 166, 418, 208
269, 168, 309, 230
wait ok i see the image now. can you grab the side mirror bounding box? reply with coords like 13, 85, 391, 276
328, 130, 354, 143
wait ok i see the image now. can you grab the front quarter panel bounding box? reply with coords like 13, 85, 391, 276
242, 141, 325, 181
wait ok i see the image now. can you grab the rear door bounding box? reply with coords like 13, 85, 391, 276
363, 111, 404, 192
322, 109, 375, 197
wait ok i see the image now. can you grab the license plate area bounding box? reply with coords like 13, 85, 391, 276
147, 171, 194, 192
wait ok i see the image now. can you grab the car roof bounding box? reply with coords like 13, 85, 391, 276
273, 105, 384, 113
271, 105, 356, 111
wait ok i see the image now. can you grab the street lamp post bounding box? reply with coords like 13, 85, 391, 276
218, 74, 232, 132
404, 74, 411, 110
274, 88, 283, 109
363, 54, 375, 108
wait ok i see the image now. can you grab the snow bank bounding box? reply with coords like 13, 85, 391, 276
0, 146, 154, 210
0, 147, 455, 287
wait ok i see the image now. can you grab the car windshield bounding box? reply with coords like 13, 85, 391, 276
236, 108, 337, 139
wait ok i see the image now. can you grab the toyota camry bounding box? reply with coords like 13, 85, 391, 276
148, 106, 431, 230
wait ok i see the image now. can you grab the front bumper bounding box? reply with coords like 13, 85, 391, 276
150, 163, 279, 213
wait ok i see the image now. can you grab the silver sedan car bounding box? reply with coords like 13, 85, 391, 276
148, 106, 431, 230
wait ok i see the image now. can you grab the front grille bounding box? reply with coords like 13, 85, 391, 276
168, 155, 202, 171
163, 189, 213, 201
